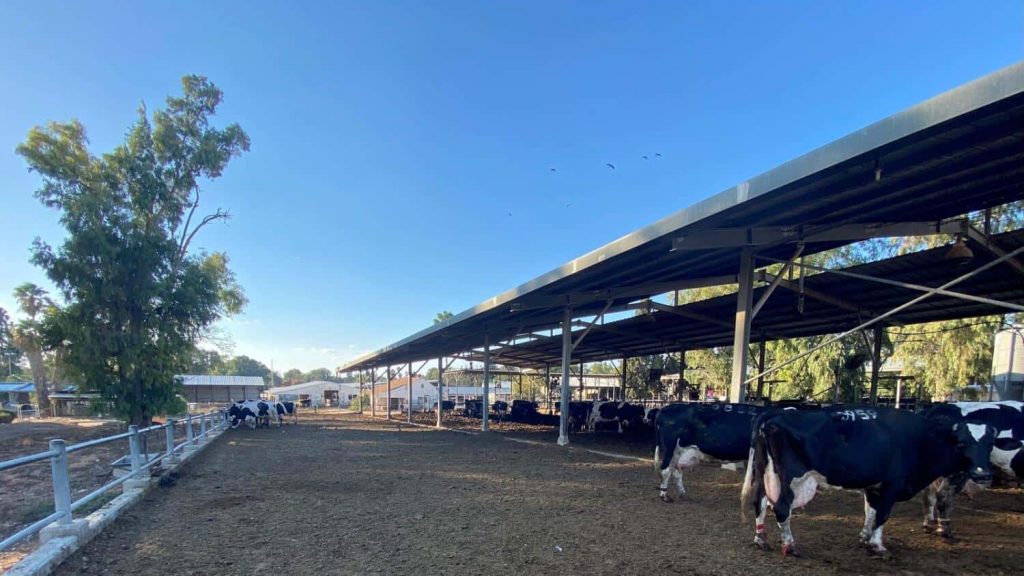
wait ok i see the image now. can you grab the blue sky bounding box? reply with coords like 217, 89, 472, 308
0, 1, 1021, 372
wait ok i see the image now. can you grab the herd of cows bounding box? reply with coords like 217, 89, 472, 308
467, 397, 1023, 557
222, 395, 1023, 558
225, 399, 298, 428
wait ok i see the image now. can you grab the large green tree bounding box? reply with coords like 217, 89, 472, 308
10, 283, 55, 413
225, 355, 270, 381
18, 76, 249, 425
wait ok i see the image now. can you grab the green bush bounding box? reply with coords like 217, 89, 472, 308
0, 411, 14, 424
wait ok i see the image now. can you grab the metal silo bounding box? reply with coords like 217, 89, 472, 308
991, 325, 1023, 400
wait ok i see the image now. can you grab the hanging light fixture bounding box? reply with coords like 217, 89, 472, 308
945, 235, 974, 261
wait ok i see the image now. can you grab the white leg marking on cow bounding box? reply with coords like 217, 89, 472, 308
658, 444, 681, 500
789, 471, 820, 510
967, 423, 987, 441
753, 496, 770, 549
923, 481, 939, 529
778, 516, 796, 555
991, 446, 1021, 478
861, 496, 877, 543
764, 455, 782, 504
674, 467, 685, 495
868, 524, 886, 554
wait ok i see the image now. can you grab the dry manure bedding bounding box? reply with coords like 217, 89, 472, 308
54, 411, 1023, 576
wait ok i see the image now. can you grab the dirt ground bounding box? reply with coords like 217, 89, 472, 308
0, 418, 129, 571
45, 410, 1023, 576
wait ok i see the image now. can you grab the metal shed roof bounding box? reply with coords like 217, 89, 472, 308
340, 62, 1024, 372
460, 230, 1024, 368
178, 375, 266, 387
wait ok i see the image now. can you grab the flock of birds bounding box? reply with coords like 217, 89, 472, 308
507, 153, 665, 215
549, 152, 662, 173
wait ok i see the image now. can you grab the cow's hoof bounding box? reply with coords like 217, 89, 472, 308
659, 493, 673, 503
781, 543, 800, 558
922, 522, 936, 534
753, 536, 771, 551
866, 547, 891, 559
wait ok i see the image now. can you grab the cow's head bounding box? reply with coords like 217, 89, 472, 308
953, 422, 995, 486
227, 405, 242, 428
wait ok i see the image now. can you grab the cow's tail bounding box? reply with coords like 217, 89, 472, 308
740, 423, 769, 521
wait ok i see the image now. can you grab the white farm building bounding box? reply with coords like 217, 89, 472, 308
267, 381, 360, 408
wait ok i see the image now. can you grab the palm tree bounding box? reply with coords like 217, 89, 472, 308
11, 283, 54, 415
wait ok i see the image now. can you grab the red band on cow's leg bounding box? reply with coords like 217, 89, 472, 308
756, 523, 765, 533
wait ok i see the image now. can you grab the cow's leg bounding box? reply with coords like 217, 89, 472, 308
775, 500, 799, 558
934, 479, 957, 539
767, 458, 798, 556
860, 494, 877, 544
753, 496, 771, 551
922, 479, 940, 533
657, 444, 679, 502
863, 488, 898, 556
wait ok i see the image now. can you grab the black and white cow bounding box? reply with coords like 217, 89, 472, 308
921, 401, 1024, 537
586, 401, 647, 434
654, 402, 763, 501
272, 401, 298, 426
741, 406, 995, 557
227, 401, 257, 429
643, 407, 660, 426
555, 401, 593, 433
228, 400, 274, 429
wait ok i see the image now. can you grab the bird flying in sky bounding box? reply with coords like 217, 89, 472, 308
606, 163, 615, 170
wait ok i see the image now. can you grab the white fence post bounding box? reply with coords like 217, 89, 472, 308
128, 425, 141, 474
165, 419, 176, 459
49, 439, 72, 525
185, 413, 195, 446
199, 413, 207, 440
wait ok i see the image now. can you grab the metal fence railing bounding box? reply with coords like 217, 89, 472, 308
0, 410, 226, 553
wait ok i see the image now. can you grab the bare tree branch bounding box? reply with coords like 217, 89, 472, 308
180, 209, 230, 258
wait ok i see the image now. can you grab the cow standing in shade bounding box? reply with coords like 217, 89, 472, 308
741, 406, 995, 557
654, 403, 762, 501
921, 401, 1024, 537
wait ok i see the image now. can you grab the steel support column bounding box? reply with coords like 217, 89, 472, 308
482, 336, 491, 432
558, 307, 572, 446
436, 358, 444, 428
407, 361, 413, 423
386, 366, 392, 420
730, 247, 756, 403
621, 356, 628, 401
370, 368, 377, 416
755, 335, 766, 402
869, 326, 883, 405
358, 370, 364, 414
678, 350, 686, 401
578, 362, 584, 400
545, 364, 552, 414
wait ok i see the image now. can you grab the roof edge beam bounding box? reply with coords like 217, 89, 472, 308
510, 275, 739, 312
672, 220, 962, 251
643, 300, 735, 329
